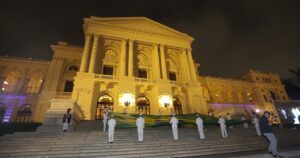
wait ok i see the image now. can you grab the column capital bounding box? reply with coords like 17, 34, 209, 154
121, 38, 127, 43
128, 39, 134, 43
187, 48, 192, 52
159, 44, 165, 48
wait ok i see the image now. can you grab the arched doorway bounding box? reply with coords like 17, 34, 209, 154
96, 94, 114, 120
0, 104, 5, 123
15, 104, 32, 123
173, 98, 183, 115
136, 96, 150, 115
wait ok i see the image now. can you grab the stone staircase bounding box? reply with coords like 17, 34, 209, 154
0, 123, 300, 158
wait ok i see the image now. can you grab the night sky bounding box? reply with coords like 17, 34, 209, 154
1, 0, 299, 79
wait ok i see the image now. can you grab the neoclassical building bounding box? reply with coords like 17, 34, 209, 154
0, 17, 289, 123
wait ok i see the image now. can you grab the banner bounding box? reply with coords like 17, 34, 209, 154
111, 113, 248, 128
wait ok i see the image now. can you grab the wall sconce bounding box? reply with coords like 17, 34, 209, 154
159, 94, 172, 108
164, 102, 169, 108
124, 100, 131, 107
121, 92, 134, 107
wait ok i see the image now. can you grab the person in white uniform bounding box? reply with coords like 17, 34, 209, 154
195, 115, 205, 140
170, 114, 179, 140
218, 116, 228, 138
108, 115, 116, 143
253, 115, 261, 136
102, 111, 108, 132
226, 113, 233, 129
136, 114, 145, 142
241, 114, 248, 128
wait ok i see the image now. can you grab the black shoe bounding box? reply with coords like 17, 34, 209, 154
268, 151, 273, 155
273, 154, 283, 158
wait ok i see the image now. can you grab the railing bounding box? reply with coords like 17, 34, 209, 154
0, 91, 40, 96
95, 74, 119, 80
135, 78, 153, 83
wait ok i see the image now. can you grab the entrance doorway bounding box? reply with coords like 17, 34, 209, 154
136, 96, 150, 115
173, 98, 183, 115
15, 104, 32, 123
96, 94, 113, 120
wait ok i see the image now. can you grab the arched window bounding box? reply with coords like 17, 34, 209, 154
96, 95, 114, 120
270, 91, 277, 101
0, 104, 6, 123
173, 98, 183, 115
136, 96, 150, 115
15, 104, 32, 123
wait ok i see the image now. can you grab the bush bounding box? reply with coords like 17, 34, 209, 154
0, 122, 41, 136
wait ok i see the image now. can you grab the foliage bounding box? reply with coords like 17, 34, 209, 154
0, 122, 41, 136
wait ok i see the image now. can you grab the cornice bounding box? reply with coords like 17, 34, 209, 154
84, 17, 193, 43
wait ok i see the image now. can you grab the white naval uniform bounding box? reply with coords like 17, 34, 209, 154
253, 117, 261, 136
170, 116, 179, 140
195, 117, 205, 139
108, 118, 116, 143
103, 112, 108, 132
241, 116, 248, 128
218, 117, 228, 138
136, 117, 145, 142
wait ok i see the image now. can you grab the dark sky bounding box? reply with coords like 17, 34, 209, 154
0, 0, 299, 79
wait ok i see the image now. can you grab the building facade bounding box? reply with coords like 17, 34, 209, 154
0, 17, 289, 123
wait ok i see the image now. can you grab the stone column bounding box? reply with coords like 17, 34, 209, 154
187, 49, 198, 81
49, 58, 64, 91
120, 39, 127, 76
152, 44, 161, 79
182, 50, 192, 82
128, 39, 134, 77
179, 50, 189, 82
88, 35, 99, 73
80, 34, 92, 72
159, 45, 167, 80
21, 78, 31, 93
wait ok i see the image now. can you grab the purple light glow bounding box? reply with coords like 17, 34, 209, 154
210, 103, 255, 111
3, 109, 13, 122
0, 94, 28, 122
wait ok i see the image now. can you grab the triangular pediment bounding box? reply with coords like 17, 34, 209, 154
86, 17, 193, 41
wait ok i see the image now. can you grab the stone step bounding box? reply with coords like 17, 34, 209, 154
0, 141, 265, 157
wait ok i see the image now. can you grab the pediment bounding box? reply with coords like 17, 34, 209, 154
85, 17, 193, 41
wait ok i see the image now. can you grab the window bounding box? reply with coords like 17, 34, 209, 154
68, 65, 78, 72
282, 96, 286, 101
138, 69, 147, 78
64, 81, 74, 92
263, 95, 268, 102
169, 72, 177, 81
270, 91, 276, 100
256, 77, 259, 81
103, 65, 113, 75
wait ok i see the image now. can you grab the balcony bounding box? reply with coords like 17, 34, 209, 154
95, 74, 119, 81
55, 92, 72, 99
